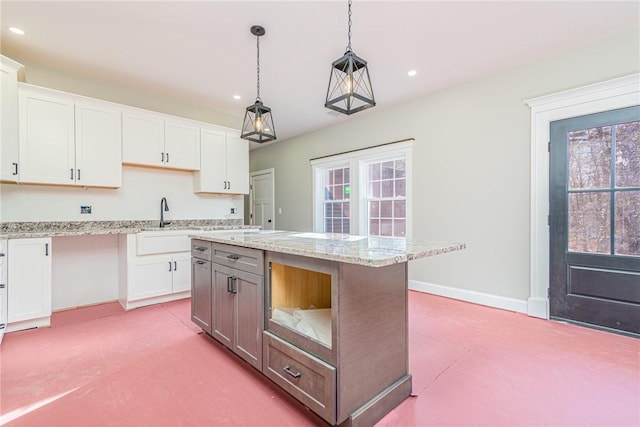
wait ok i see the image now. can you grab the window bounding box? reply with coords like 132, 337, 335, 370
312, 141, 413, 237
322, 166, 351, 234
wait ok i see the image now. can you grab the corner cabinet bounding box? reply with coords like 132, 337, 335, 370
7, 238, 53, 332
17, 84, 122, 187
193, 128, 249, 194
0, 56, 23, 183
122, 111, 200, 171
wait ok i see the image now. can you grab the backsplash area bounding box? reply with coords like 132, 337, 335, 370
0, 166, 244, 222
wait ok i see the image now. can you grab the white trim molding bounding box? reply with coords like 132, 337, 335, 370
409, 280, 528, 314
524, 74, 640, 319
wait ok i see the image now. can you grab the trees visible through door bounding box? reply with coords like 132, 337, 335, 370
549, 106, 639, 335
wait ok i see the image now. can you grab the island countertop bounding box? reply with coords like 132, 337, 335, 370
189, 230, 465, 267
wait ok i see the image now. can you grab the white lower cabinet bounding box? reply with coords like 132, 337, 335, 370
119, 234, 191, 310
7, 238, 52, 332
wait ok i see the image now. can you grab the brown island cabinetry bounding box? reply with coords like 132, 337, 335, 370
190, 231, 465, 427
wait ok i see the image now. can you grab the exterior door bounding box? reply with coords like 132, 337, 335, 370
250, 169, 275, 230
549, 106, 640, 335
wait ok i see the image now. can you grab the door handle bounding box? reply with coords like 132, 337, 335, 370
283, 365, 301, 379
174, 261, 177, 271
161, 152, 165, 163
45, 243, 49, 256
70, 168, 74, 180
227, 276, 233, 293
12, 163, 18, 175
168, 261, 172, 272
227, 181, 230, 190
77, 169, 81, 181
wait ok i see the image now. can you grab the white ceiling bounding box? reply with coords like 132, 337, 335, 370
1, 1, 638, 148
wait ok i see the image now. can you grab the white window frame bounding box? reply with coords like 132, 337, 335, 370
311, 140, 413, 237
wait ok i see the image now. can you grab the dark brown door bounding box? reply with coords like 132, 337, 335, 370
549, 106, 640, 335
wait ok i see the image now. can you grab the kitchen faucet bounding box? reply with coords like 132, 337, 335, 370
160, 197, 171, 228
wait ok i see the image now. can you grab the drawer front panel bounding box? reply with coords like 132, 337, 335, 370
137, 231, 192, 255
191, 240, 212, 261
212, 243, 263, 275
263, 332, 335, 423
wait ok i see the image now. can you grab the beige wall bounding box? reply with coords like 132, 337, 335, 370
249, 28, 640, 302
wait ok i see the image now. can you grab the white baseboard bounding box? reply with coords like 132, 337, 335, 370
526, 297, 549, 319
409, 280, 528, 314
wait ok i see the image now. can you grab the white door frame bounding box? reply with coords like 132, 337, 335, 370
250, 168, 275, 229
525, 73, 640, 319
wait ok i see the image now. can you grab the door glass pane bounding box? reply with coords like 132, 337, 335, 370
615, 191, 640, 256
615, 121, 640, 187
568, 192, 611, 254
568, 126, 611, 190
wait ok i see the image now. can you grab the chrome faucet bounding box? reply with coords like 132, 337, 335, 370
160, 197, 171, 228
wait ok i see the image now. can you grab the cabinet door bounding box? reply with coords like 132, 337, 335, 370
233, 269, 263, 369
225, 134, 249, 194
128, 256, 173, 301
0, 60, 21, 182
75, 102, 122, 187
211, 263, 234, 348
7, 238, 52, 323
191, 258, 212, 334
18, 88, 75, 185
122, 111, 164, 167
193, 128, 227, 193
164, 120, 200, 171
171, 254, 191, 293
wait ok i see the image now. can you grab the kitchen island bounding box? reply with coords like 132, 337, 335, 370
189, 230, 464, 427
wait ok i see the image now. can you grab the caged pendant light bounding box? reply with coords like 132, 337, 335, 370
241, 25, 276, 143
325, 0, 375, 115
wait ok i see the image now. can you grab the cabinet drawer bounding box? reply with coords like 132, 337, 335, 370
212, 243, 263, 275
191, 239, 212, 261
263, 332, 335, 423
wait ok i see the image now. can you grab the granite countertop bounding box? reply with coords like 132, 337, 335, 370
190, 230, 465, 267
0, 219, 257, 239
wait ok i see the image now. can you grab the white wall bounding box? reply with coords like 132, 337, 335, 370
1, 166, 243, 222
249, 28, 640, 308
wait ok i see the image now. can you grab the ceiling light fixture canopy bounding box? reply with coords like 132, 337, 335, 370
325, 0, 375, 115
241, 25, 276, 144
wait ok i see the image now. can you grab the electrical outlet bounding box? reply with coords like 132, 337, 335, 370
81, 205, 92, 214
230, 208, 237, 214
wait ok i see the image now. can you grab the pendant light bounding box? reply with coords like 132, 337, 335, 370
241, 25, 276, 143
325, 0, 375, 115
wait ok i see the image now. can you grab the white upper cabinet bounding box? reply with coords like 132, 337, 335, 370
17, 84, 122, 188
75, 102, 123, 187
122, 111, 200, 171
0, 56, 23, 183
194, 128, 249, 194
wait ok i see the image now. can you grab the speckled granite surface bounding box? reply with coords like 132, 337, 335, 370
190, 230, 465, 267
0, 219, 254, 239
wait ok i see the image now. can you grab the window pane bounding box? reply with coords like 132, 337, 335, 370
568, 126, 611, 190
381, 161, 395, 179
395, 160, 406, 178
381, 180, 394, 197
616, 121, 640, 187
568, 192, 611, 254
371, 181, 381, 198
380, 201, 393, 217
615, 191, 640, 256
380, 219, 393, 236
369, 163, 380, 180
395, 179, 406, 197
343, 202, 350, 217
325, 219, 333, 233
334, 168, 344, 185
369, 201, 379, 217
335, 185, 343, 200
369, 219, 379, 235
343, 219, 350, 234
394, 200, 406, 218
344, 168, 350, 183
326, 170, 334, 186
394, 219, 406, 237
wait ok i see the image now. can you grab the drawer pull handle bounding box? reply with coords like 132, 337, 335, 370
195, 260, 205, 265
283, 365, 301, 379
226, 254, 240, 260
194, 247, 206, 252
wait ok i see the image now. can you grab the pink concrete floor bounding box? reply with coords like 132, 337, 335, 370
1, 291, 638, 427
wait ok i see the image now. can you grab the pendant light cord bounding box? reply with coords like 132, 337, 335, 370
346, 0, 352, 52
256, 34, 261, 102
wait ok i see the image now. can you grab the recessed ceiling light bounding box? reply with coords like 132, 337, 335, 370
233, 95, 241, 100
408, 70, 417, 77
9, 26, 25, 35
